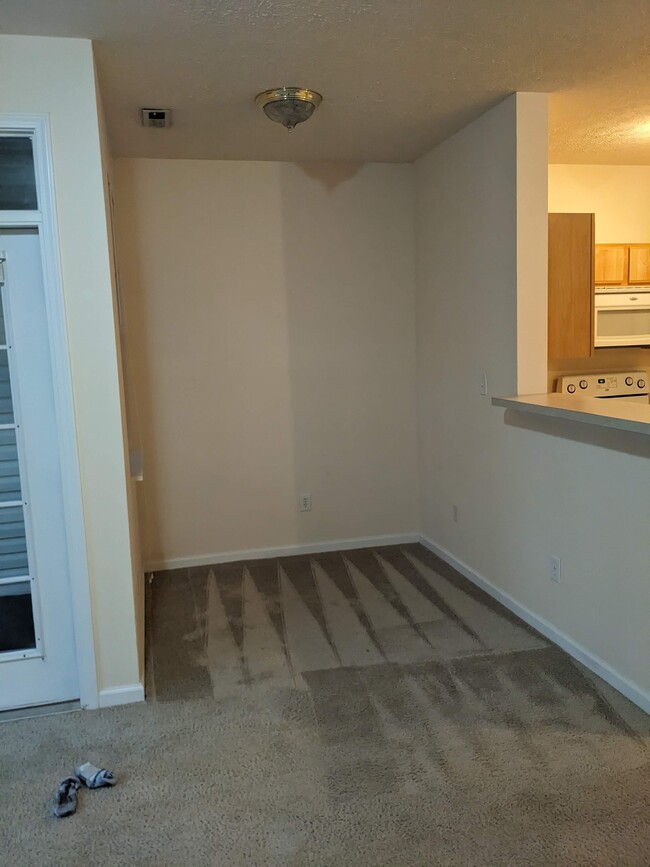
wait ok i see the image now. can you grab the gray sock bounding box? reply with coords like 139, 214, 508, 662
53, 776, 81, 818
75, 762, 116, 789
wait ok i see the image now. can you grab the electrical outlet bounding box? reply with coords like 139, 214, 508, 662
480, 372, 488, 396
299, 493, 312, 512
549, 556, 561, 583
452, 504, 460, 523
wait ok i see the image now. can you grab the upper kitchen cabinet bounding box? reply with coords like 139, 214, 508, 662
594, 244, 628, 285
627, 244, 650, 284
548, 213, 595, 360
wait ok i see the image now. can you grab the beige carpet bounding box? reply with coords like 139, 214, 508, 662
1, 543, 649, 865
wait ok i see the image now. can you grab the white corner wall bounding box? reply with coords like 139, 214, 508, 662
96, 79, 145, 686
0, 36, 141, 701
114, 159, 419, 568
415, 93, 650, 708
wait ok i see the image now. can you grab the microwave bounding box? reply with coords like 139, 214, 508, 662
594, 288, 650, 347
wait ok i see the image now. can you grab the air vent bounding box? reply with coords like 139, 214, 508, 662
141, 108, 172, 128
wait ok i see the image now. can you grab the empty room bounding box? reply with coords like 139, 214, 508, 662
0, 2, 648, 864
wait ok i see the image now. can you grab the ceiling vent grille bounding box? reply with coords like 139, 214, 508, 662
141, 108, 172, 128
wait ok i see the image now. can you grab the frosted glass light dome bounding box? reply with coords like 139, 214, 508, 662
255, 88, 322, 131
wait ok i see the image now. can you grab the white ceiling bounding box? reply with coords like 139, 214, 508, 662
2, 0, 650, 163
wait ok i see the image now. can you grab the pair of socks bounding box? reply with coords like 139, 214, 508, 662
53, 763, 116, 818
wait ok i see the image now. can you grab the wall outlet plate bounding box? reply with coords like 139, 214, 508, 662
299, 493, 312, 512
549, 556, 561, 583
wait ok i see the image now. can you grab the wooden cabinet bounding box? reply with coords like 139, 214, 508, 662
594, 244, 627, 285
594, 243, 650, 285
627, 244, 650, 284
548, 213, 594, 360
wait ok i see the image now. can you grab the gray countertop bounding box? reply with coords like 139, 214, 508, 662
492, 392, 650, 436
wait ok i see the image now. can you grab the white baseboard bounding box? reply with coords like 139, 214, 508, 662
98, 683, 145, 709
145, 533, 420, 573
418, 535, 650, 716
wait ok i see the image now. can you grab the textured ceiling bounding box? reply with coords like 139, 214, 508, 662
2, 0, 650, 163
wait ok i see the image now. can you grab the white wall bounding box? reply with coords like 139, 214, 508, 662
517, 96, 549, 394
416, 94, 650, 704
549, 164, 650, 242
0, 36, 141, 698
96, 81, 145, 682
114, 159, 418, 567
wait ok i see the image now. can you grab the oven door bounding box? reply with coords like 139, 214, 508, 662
594, 292, 650, 347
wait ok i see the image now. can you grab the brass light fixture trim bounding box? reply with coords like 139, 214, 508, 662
255, 87, 323, 131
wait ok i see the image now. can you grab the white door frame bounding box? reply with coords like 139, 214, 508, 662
0, 114, 98, 708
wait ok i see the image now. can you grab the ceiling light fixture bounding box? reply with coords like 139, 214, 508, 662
631, 119, 650, 138
255, 87, 322, 132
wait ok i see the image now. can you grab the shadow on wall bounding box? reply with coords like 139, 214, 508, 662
504, 409, 650, 459
278, 161, 418, 546
112, 161, 166, 563
292, 162, 365, 190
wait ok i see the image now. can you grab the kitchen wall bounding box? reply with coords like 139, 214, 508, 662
0, 36, 141, 698
549, 164, 650, 242
548, 163, 650, 388
416, 94, 650, 705
114, 159, 418, 567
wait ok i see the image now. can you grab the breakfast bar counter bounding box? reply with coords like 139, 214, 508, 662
492, 392, 650, 437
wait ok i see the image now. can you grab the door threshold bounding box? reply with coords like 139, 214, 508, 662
0, 699, 81, 724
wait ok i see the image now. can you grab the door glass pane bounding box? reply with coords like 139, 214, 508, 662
598, 309, 650, 337
0, 506, 28, 580
0, 429, 21, 502
0, 350, 14, 424
0, 138, 38, 210
0, 581, 35, 652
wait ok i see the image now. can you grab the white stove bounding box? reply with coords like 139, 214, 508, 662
556, 371, 649, 405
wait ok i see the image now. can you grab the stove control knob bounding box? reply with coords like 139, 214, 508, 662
638, 379, 646, 389
579, 380, 588, 389
567, 384, 576, 394
625, 376, 634, 386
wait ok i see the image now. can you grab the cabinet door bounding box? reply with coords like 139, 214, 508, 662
548, 213, 594, 360
594, 245, 628, 284
628, 244, 650, 284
